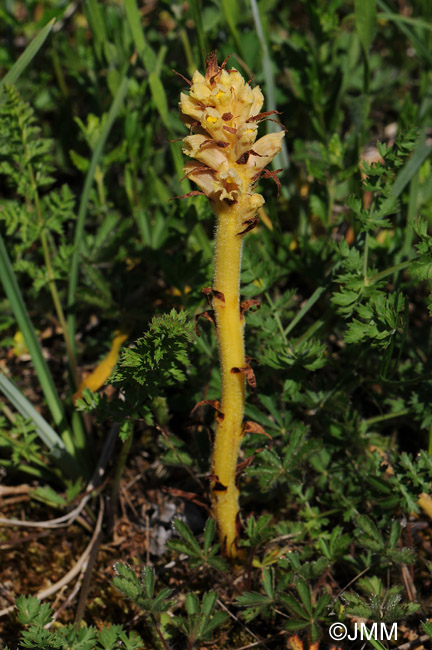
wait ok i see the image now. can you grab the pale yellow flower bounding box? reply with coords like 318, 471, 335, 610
179, 52, 285, 207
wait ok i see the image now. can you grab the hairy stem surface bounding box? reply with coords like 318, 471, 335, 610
211, 199, 246, 556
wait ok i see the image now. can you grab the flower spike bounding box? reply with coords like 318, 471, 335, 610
178, 54, 284, 557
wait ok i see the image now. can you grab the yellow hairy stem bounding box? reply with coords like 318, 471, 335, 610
178, 52, 284, 556
211, 199, 246, 555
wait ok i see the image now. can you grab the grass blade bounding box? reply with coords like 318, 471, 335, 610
378, 11, 432, 33
124, 0, 156, 72
67, 73, 129, 353
85, 0, 107, 61
123, 1, 188, 190
0, 18, 55, 92
0, 233, 75, 454
0, 374, 79, 479
355, 0, 377, 52
284, 258, 344, 337
249, 0, 289, 173
390, 131, 432, 199
190, 0, 208, 68
149, 71, 169, 128
377, 0, 432, 65
284, 286, 326, 337
221, 0, 243, 59
361, 630, 388, 650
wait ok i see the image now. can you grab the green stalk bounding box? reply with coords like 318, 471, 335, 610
179, 28, 196, 77
24, 137, 88, 467
363, 231, 370, 285
368, 260, 411, 285
110, 429, 133, 519
364, 409, 409, 426
67, 74, 129, 354
27, 164, 78, 387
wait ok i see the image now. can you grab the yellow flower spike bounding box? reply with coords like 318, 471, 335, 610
178, 52, 285, 558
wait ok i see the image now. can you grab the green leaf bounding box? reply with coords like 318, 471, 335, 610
279, 593, 308, 619
296, 579, 313, 617
201, 591, 217, 618
284, 620, 310, 632
355, 514, 385, 550
0, 19, 55, 93
149, 72, 169, 129
143, 566, 154, 599
236, 591, 272, 609
171, 519, 202, 556
185, 592, 199, 615
314, 592, 331, 618
16, 595, 52, 627
32, 484, 67, 507
391, 132, 432, 198
355, 0, 377, 52
388, 520, 400, 549
85, 0, 107, 60
262, 568, 275, 599
423, 621, 432, 639
203, 518, 216, 555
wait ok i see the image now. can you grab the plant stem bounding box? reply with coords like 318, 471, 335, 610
94, 165, 106, 207
364, 409, 409, 426
26, 164, 89, 469
110, 428, 133, 519
368, 260, 411, 285
149, 614, 171, 650
211, 198, 246, 557
265, 291, 288, 344
179, 28, 195, 77
363, 231, 370, 285
28, 164, 79, 388
327, 177, 335, 226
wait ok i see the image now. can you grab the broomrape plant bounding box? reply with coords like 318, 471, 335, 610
179, 53, 284, 557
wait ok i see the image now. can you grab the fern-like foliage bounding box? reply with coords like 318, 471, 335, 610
0, 84, 76, 294
0, 84, 54, 198
75, 309, 195, 424
11, 595, 144, 649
